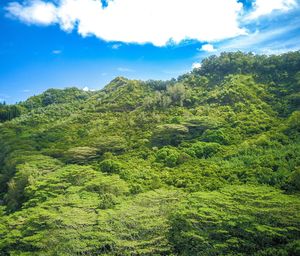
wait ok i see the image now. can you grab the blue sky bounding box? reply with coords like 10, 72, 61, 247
0, 0, 300, 103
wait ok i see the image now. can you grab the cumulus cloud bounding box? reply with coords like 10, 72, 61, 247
82, 86, 95, 91
5, 0, 245, 46
246, 0, 298, 20
5, 0, 58, 25
200, 44, 216, 52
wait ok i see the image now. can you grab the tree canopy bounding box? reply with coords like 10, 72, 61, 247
0, 51, 299, 255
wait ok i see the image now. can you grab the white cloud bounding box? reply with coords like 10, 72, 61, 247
192, 62, 202, 69
5, 0, 245, 46
218, 23, 300, 53
200, 43, 216, 52
246, 0, 298, 20
111, 43, 122, 50
5, 0, 58, 25
52, 50, 62, 54
117, 67, 134, 72
82, 86, 95, 91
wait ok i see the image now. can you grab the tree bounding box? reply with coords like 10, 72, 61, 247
169, 185, 300, 256
167, 83, 187, 106
64, 146, 99, 164
152, 124, 189, 146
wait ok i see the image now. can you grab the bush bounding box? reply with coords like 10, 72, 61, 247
156, 147, 180, 167
93, 136, 127, 154
99, 159, 123, 174
283, 167, 300, 192
152, 124, 189, 146
202, 128, 230, 145
186, 141, 221, 158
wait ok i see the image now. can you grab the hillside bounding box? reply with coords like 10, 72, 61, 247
0, 51, 299, 256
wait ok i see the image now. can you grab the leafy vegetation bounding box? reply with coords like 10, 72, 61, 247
0, 51, 299, 255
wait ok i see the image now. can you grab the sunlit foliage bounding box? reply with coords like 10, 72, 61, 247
0, 51, 299, 255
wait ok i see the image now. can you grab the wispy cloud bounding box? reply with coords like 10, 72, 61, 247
219, 23, 300, 53
192, 12, 300, 63
111, 44, 122, 50
245, 0, 298, 20
117, 67, 135, 73
52, 49, 62, 54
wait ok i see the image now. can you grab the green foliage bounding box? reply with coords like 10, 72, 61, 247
284, 111, 300, 137
22, 87, 93, 109
284, 167, 300, 191
99, 159, 123, 174
183, 116, 221, 136
0, 103, 22, 122
169, 185, 300, 256
64, 146, 99, 164
156, 147, 181, 167
93, 136, 127, 154
0, 51, 299, 255
4, 156, 62, 212
202, 129, 231, 144
185, 141, 221, 158
167, 83, 188, 106
152, 124, 189, 146
95, 189, 182, 255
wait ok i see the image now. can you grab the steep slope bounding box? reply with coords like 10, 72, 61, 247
0, 51, 299, 256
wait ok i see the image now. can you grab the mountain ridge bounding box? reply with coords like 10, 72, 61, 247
0, 51, 299, 255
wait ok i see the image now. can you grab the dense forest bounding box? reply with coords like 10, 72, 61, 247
0, 51, 299, 255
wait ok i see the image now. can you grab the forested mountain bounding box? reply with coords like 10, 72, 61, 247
0, 51, 299, 256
